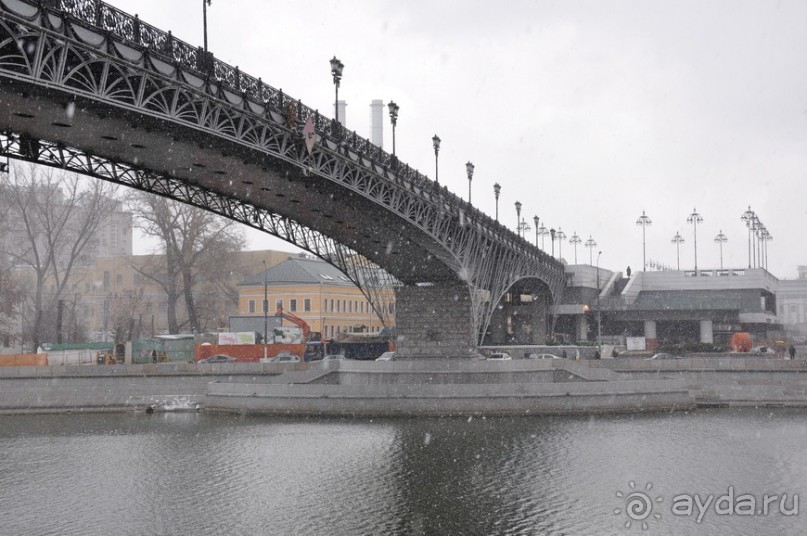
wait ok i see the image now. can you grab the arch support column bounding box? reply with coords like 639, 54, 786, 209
395, 284, 475, 358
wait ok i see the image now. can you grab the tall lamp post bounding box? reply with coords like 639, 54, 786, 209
556, 228, 567, 261
762, 229, 772, 271
466, 161, 474, 203
550, 228, 556, 257
515, 201, 522, 237
741, 206, 755, 269
671, 231, 685, 271
596, 251, 602, 358
330, 56, 344, 124
714, 230, 728, 270
533, 216, 540, 247
432, 135, 441, 183
202, 0, 211, 53
493, 183, 501, 221
585, 236, 597, 265
687, 207, 703, 272
538, 224, 549, 251
262, 260, 268, 360
636, 210, 652, 271
387, 101, 399, 156
569, 232, 582, 264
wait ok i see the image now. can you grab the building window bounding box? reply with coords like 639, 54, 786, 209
348, 301, 352, 313
336, 300, 340, 313
290, 299, 297, 312
103, 271, 110, 291
249, 300, 256, 313
116, 274, 123, 285
304, 299, 311, 312
276, 299, 283, 312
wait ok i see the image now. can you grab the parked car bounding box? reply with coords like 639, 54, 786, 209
270, 354, 301, 363
526, 353, 562, 360
645, 353, 679, 360
486, 352, 512, 361
376, 351, 396, 361
197, 354, 237, 364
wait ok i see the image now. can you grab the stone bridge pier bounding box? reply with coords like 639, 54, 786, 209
394, 284, 476, 358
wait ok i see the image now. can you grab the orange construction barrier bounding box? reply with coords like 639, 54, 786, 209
0, 353, 48, 366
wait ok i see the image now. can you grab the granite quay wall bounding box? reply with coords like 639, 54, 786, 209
0, 362, 303, 414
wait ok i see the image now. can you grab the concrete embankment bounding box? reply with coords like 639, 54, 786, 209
205, 359, 694, 416
593, 358, 807, 407
0, 362, 303, 414
2, 358, 805, 416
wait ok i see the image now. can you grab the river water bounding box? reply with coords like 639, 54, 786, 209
1, 408, 805, 535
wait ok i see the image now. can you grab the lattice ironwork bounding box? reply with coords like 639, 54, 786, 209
0, 131, 400, 326
0, 0, 567, 345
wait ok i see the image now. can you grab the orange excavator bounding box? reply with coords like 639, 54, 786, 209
274, 307, 320, 342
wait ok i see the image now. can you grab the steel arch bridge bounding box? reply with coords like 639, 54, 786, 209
0, 0, 565, 355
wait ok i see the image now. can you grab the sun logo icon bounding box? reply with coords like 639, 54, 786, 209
614, 481, 663, 530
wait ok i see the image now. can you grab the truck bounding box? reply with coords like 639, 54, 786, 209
303, 339, 392, 361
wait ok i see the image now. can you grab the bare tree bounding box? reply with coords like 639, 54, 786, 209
128, 192, 246, 334
108, 289, 145, 343
0, 163, 119, 350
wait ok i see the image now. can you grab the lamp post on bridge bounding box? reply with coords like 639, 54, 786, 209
671, 231, 685, 271
556, 228, 567, 261
714, 230, 728, 270
533, 216, 540, 247
493, 183, 501, 221
538, 224, 549, 251
330, 56, 344, 124
550, 228, 556, 257
202, 0, 211, 54
687, 207, 703, 272
466, 161, 474, 204
387, 101, 399, 156
584, 236, 597, 265
569, 232, 581, 264
636, 210, 652, 272
515, 201, 522, 237
432, 135, 441, 184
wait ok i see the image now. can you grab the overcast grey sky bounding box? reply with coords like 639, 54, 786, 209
113, 0, 807, 278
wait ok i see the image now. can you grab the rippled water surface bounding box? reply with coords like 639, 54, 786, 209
1, 408, 806, 535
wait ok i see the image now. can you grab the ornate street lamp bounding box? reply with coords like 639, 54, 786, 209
515, 201, 522, 237
330, 56, 344, 124
550, 228, 556, 257
387, 101, 399, 156
584, 235, 597, 265
687, 207, 703, 272
493, 183, 501, 221
671, 231, 685, 271
714, 230, 728, 270
538, 224, 549, 251
569, 232, 582, 264
741, 206, 755, 269
556, 228, 567, 261
203, 0, 212, 54
636, 210, 652, 271
432, 134, 441, 183
762, 229, 772, 271
466, 161, 474, 204
533, 216, 540, 247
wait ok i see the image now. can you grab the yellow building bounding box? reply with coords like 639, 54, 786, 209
237, 254, 394, 339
